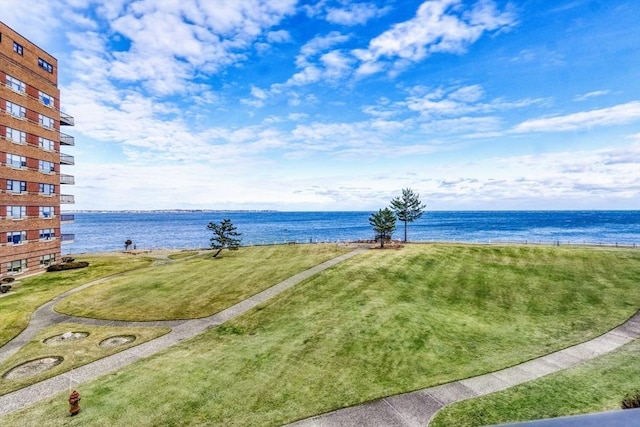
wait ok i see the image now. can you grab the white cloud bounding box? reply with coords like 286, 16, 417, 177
353, 0, 516, 76
266, 29, 292, 43
512, 101, 640, 133
94, 0, 297, 96
574, 90, 611, 101
295, 31, 350, 67
325, 2, 391, 26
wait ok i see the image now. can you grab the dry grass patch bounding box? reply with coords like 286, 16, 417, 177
0, 323, 169, 396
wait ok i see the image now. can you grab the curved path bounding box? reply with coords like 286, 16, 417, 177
0, 249, 365, 417
288, 310, 640, 426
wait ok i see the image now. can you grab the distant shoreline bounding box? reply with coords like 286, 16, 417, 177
62, 209, 640, 213
63, 209, 280, 213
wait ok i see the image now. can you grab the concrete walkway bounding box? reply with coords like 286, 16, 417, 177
0, 249, 365, 416
288, 310, 640, 426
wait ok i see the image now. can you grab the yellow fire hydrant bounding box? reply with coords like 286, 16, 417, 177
68, 390, 81, 416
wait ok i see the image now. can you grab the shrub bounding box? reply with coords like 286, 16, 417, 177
1, 277, 15, 284
62, 256, 75, 263
621, 390, 640, 409
47, 261, 89, 272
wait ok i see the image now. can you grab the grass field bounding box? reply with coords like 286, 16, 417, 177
0, 254, 153, 347
431, 339, 640, 426
1, 244, 638, 426
0, 323, 170, 396
54, 244, 352, 320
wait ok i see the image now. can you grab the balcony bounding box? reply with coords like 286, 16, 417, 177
60, 132, 75, 146
60, 153, 75, 165
60, 194, 75, 204
60, 111, 74, 126
60, 214, 75, 223
61, 233, 75, 244
60, 174, 75, 185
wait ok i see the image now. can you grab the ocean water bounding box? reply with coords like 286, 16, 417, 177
62, 211, 640, 254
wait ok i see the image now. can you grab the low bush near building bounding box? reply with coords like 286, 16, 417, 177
47, 261, 89, 272
621, 390, 640, 409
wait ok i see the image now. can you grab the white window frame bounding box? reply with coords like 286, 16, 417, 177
39, 183, 55, 195
12, 41, 23, 55
38, 58, 53, 73
6, 101, 26, 118
6, 75, 26, 94
38, 137, 55, 151
6, 127, 26, 143
6, 153, 26, 169
7, 206, 27, 219
39, 206, 54, 218
7, 180, 27, 194
39, 160, 55, 173
39, 228, 55, 240
7, 259, 27, 274
39, 91, 54, 108
7, 231, 27, 245
40, 254, 55, 267
39, 114, 54, 129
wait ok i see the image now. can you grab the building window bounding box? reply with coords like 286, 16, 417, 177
7, 231, 27, 245
38, 58, 53, 73
39, 137, 55, 151
7, 206, 27, 219
39, 114, 55, 129
39, 160, 55, 173
13, 41, 23, 55
6, 101, 26, 118
39, 183, 55, 195
7, 259, 27, 274
39, 206, 54, 218
6, 153, 27, 168
39, 91, 54, 107
40, 254, 56, 267
39, 228, 55, 240
6, 127, 26, 143
7, 180, 27, 194
5, 75, 26, 93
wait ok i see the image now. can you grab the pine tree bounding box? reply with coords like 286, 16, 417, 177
390, 188, 426, 242
207, 219, 242, 258
369, 208, 396, 248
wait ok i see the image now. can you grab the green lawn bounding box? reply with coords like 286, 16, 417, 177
2, 244, 638, 426
0, 323, 170, 396
431, 339, 640, 427
0, 254, 153, 347
54, 244, 352, 320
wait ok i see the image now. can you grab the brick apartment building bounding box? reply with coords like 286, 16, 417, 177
0, 21, 75, 279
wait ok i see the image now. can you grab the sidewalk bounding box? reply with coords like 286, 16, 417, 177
0, 249, 365, 417
288, 311, 640, 426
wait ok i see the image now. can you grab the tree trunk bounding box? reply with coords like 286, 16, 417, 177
212, 249, 223, 258
404, 220, 408, 242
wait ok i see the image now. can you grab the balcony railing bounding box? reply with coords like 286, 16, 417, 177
60, 132, 75, 146
60, 153, 75, 165
60, 174, 75, 185
61, 233, 75, 243
60, 214, 75, 223
60, 111, 74, 126
60, 194, 75, 204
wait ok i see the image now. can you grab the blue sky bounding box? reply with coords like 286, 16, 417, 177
2, 0, 639, 211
